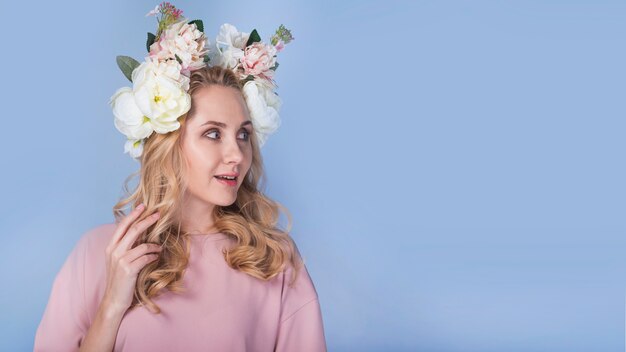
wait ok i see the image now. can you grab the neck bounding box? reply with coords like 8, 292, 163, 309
179, 194, 218, 234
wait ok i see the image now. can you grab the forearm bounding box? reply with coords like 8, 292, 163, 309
79, 302, 125, 352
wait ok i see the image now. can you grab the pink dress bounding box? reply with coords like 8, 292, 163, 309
34, 223, 327, 351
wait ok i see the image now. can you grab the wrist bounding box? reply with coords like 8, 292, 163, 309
98, 297, 127, 320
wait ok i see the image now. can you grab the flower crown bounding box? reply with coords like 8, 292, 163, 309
109, 2, 294, 159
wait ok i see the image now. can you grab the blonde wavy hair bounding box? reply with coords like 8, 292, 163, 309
112, 65, 303, 314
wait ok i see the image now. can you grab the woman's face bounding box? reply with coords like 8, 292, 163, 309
180, 85, 253, 208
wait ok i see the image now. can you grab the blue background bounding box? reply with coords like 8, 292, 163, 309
1, 0, 624, 351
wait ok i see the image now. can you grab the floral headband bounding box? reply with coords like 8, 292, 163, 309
109, 2, 294, 159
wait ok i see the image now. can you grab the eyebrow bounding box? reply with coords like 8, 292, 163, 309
200, 120, 253, 128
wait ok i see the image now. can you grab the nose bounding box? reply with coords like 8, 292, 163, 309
223, 136, 244, 165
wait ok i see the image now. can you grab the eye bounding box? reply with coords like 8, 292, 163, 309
239, 129, 251, 141
204, 128, 251, 142
204, 129, 220, 139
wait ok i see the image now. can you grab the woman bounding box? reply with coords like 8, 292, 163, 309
34, 4, 326, 351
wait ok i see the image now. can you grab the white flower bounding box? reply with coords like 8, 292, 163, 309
134, 56, 190, 91
110, 87, 154, 140
110, 57, 192, 149
208, 23, 249, 70
124, 139, 144, 159
242, 80, 282, 147
217, 23, 250, 49
132, 58, 191, 133
148, 19, 209, 76
145, 4, 159, 17
254, 77, 282, 110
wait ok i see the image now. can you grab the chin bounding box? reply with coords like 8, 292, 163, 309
186, 188, 238, 207
204, 193, 238, 207
212, 198, 237, 207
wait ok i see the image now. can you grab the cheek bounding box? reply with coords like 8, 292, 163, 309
183, 141, 209, 177
244, 154, 253, 174
188, 145, 223, 175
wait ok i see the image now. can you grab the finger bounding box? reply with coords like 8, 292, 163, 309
130, 253, 161, 272
110, 203, 146, 245
117, 210, 160, 252
125, 243, 163, 263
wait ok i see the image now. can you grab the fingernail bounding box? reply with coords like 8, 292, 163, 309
137, 203, 145, 211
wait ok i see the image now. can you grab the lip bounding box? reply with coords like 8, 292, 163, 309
214, 176, 238, 187
215, 172, 240, 177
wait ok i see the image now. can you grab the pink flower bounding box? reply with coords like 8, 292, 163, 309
240, 42, 277, 78
148, 19, 208, 76
274, 40, 285, 52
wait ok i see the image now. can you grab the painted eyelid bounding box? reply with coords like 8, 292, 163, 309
205, 127, 251, 133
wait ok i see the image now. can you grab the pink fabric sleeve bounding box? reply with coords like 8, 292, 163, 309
274, 263, 328, 352
274, 297, 327, 352
34, 233, 91, 351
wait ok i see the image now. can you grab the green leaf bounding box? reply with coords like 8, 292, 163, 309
146, 32, 156, 52
203, 54, 210, 63
116, 55, 140, 83
245, 29, 261, 47
188, 19, 204, 33
241, 75, 255, 85
174, 54, 182, 64
270, 61, 280, 71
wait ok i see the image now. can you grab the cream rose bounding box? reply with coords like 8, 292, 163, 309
242, 80, 282, 147
110, 87, 153, 141
124, 139, 144, 159
131, 58, 191, 133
